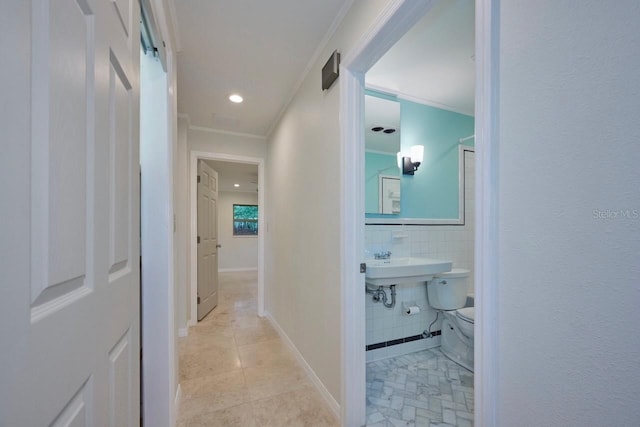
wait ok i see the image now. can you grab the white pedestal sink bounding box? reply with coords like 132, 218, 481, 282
365, 257, 452, 286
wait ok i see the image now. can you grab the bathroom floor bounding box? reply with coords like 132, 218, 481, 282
177, 271, 339, 427
365, 349, 474, 427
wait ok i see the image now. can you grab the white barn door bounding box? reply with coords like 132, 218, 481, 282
0, 0, 140, 425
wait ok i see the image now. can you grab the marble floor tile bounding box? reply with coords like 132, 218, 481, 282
365, 348, 474, 426
251, 386, 339, 427
234, 321, 279, 346
238, 337, 297, 369
178, 402, 259, 427
243, 363, 310, 401
177, 271, 338, 427
182, 369, 246, 397
179, 348, 242, 381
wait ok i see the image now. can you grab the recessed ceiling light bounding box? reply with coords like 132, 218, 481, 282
229, 94, 243, 103
233, 183, 240, 188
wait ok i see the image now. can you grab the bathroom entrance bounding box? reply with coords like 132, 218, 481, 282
339, 0, 496, 425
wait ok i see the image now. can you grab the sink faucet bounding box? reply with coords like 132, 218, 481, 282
374, 251, 392, 260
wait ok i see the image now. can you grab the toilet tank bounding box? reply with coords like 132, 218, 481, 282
427, 268, 470, 310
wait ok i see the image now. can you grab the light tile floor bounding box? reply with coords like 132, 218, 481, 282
177, 271, 339, 427
366, 349, 474, 427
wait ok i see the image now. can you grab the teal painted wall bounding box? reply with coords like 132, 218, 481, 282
365, 94, 474, 219
400, 100, 474, 218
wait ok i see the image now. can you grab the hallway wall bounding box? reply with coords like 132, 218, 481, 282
218, 191, 259, 272
189, 126, 267, 158
266, 0, 391, 406
495, 0, 640, 424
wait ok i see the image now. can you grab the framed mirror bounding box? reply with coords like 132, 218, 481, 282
364, 92, 475, 225
364, 93, 401, 214
363, 0, 475, 226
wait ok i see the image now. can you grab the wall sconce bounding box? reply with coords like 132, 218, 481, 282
396, 145, 424, 175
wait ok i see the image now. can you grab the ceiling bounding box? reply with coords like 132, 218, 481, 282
173, 0, 351, 137
366, 0, 475, 116
173, 0, 474, 139
364, 95, 401, 154
204, 160, 258, 193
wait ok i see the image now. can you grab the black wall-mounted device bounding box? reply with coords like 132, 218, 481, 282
321, 50, 340, 91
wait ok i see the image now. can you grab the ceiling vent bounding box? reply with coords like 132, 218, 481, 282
371, 126, 397, 134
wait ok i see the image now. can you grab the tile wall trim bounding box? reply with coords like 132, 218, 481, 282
366, 330, 441, 351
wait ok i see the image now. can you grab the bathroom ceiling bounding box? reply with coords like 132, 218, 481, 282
365, 95, 401, 154
173, 0, 351, 137
366, 0, 475, 116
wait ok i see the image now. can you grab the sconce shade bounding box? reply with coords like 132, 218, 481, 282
410, 145, 424, 164
398, 145, 424, 175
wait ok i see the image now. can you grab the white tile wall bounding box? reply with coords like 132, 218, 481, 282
365, 280, 443, 362
364, 152, 475, 360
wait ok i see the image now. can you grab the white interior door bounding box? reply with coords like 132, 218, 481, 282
0, 0, 140, 425
197, 160, 219, 320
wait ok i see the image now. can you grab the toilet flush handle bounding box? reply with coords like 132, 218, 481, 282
439, 280, 447, 285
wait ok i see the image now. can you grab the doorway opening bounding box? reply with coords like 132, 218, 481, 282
340, 1, 498, 426
189, 151, 266, 325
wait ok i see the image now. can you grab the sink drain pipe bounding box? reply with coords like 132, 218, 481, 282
365, 285, 396, 308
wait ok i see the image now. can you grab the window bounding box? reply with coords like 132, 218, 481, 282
233, 204, 258, 236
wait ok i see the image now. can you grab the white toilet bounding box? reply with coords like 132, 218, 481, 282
427, 268, 474, 372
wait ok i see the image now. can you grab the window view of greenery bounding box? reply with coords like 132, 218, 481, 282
233, 204, 258, 236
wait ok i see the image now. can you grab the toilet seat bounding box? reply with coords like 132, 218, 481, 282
456, 307, 474, 324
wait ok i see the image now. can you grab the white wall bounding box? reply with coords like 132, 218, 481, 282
188, 127, 267, 158
175, 117, 189, 333
495, 0, 640, 424
266, 0, 392, 406
218, 191, 259, 271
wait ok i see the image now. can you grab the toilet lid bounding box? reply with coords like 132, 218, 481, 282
456, 307, 474, 323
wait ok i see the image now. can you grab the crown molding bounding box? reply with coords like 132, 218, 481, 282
178, 113, 266, 140
265, 0, 356, 138
366, 83, 475, 117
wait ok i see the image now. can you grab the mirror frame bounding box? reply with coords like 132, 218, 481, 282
365, 144, 475, 225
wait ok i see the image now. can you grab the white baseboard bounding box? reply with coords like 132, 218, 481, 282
173, 384, 182, 425
178, 327, 189, 337
218, 267, 258, 273
264, 311, 340, 418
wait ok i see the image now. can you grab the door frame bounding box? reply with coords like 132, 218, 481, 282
339, 0, 499, 426
189, 151, 266, 322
